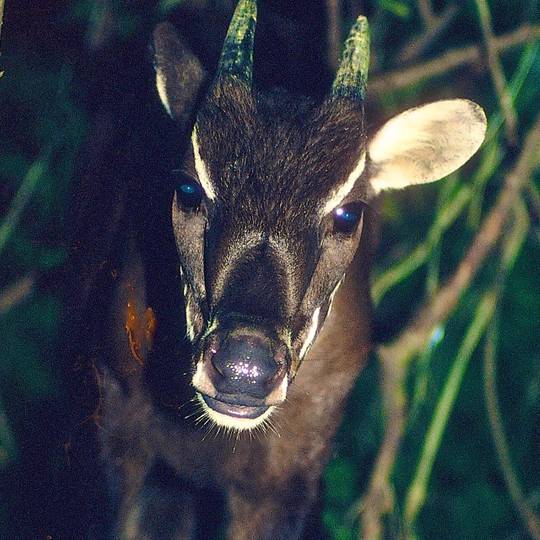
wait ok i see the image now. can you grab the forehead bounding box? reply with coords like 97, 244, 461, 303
193, 81, 367, 223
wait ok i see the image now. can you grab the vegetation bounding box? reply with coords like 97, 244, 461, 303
1, 1, 539, 538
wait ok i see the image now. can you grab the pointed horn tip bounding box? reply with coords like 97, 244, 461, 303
350, 15, 369, 37
224, 0, 257, 41
331, 15, 370, 101
233, 0, 257, 18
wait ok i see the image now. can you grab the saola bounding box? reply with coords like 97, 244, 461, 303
85, 1, 487, 538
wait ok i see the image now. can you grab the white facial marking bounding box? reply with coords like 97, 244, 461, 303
197, 393, 275, 431
202, 318, 218, 339
185, 294, 196, 341
276, 375, 288, 402
191, 128, 217, 201
192, 360, 205, 389
300, 306, 321, 359
323, 153, 366, 214
156, 69, 171, 116
326, 277, 344, 320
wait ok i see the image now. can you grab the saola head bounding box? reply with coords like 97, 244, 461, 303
153, 0, 486, 430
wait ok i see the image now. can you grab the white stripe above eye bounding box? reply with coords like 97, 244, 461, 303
323, 153, 366, 214
191, 128, 217, 201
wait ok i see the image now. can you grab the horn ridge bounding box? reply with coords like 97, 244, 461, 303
332, 16, 370, 101
217, 0, 257, 85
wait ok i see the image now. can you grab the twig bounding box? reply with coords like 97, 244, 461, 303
0, 0, 5, 48
526, 181, 540, 222
0, 157, 47, 259
370, 24, 540, 94
404, 290, 497, 529
360, 111, 540, 538
474, 0, 517, 143
372, 183, 472, 304
0, 0, 5, 59
384, 111, 540, 364
482, 198, 540, 540
404, 197, 529, 531
397, 3, 459, 65
86, 0, 116, 51
484, 321, 540, 540
0, 274, 35, 315
417, 0, 435, 27
0, 393, 16, 468
326, 0, 341, 72
468, 41, 538, 227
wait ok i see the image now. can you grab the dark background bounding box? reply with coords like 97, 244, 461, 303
1, 1, 539, 538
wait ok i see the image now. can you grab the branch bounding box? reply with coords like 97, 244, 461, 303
484, 320, 540, 540
385, 111, 540, 364
397, 3, 459, 65
0, 157, 47, 259
360, 111, 540, 538
0, 274, 35, 315
404, 197, 529, 531
474, 0, 517, 143
370, 24, 540, 95
417, 0, 435, 27
404, 290, 497, 529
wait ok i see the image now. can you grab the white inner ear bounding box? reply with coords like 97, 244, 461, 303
156, 68, 172, 117
368, 99, 487, 194
323, 153, 366, 214
191, 128, 217, 201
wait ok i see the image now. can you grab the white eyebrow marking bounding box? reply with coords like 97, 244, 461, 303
299, 306, 321, 359
191, 128, 217, 201
323, 153, 366, 214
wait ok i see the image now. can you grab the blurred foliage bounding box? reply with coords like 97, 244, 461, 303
1, 1, 539, 539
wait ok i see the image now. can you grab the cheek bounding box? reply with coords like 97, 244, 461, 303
184, 287, 204, 341
289, 228, 363, 363
172, 210, 207, 301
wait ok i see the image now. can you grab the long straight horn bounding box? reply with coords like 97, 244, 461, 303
332, 16, 370, 101
216, 0, 257, 86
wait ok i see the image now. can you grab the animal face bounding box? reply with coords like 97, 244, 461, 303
153, 0, 486, 430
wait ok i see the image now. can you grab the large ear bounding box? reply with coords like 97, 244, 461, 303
368, 99, 487, 194
152, 22, 206, 124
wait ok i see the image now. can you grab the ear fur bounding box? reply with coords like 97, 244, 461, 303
153, 22, 206, 124
368, 99, 487, 194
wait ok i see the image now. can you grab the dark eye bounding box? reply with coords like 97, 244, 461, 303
176, 177, 203, 210
333, 203, 364, 234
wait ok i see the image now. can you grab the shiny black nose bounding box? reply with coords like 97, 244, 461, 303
211, 336, 280, 399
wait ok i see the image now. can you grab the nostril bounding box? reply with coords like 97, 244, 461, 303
274, 344, 288, 366
210, 337, 279, 387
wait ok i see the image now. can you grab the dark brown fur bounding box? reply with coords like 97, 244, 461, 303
62, 5, 373, 539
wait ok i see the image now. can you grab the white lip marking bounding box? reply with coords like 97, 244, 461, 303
197, 393, 274, 431
191, 128, 217, 201
323, 153, 366, 214
300, 306, 321, 359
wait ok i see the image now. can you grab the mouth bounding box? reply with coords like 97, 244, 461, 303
197, 393, 274, 430
202, 394, 269, 419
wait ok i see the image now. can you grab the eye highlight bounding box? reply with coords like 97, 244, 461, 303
333, 203, 364, 234
176, 176, 203, 210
